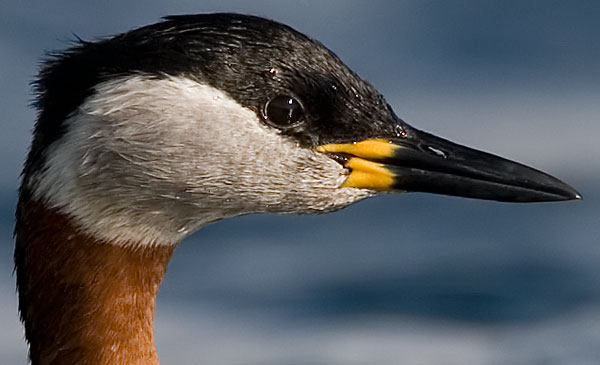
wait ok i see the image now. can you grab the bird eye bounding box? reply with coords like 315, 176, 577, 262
264, 95, 305, 128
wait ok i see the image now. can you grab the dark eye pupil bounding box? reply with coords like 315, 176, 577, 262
265, 95, 304, 127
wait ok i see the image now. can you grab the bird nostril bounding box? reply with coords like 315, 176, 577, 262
421, 144, 449, 159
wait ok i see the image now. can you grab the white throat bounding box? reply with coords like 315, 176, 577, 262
28, 75, 371, 247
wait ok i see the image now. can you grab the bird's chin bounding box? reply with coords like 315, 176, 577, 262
260, 187, 373, 215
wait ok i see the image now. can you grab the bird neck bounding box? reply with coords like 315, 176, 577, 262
15, 198, 175, 365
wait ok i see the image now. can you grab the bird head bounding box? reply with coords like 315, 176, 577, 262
26, 14, 579, 246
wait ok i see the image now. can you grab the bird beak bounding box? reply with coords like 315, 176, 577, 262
317, 124, 580, 202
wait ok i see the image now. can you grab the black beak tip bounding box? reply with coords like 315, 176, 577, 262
536, 174, 582, 202
500, 176, 582, 203
563, 187, 582, 201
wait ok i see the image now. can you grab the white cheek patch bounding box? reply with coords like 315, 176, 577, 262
29, 75, 371, 248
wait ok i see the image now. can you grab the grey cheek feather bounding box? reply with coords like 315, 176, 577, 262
29, 75, 373, 247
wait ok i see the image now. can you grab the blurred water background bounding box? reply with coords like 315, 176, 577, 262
1, 1, 599, 364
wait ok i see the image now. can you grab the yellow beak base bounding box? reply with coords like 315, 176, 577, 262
317, 139, 397, 190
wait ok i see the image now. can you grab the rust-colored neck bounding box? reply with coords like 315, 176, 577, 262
15, 199, 175, 365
